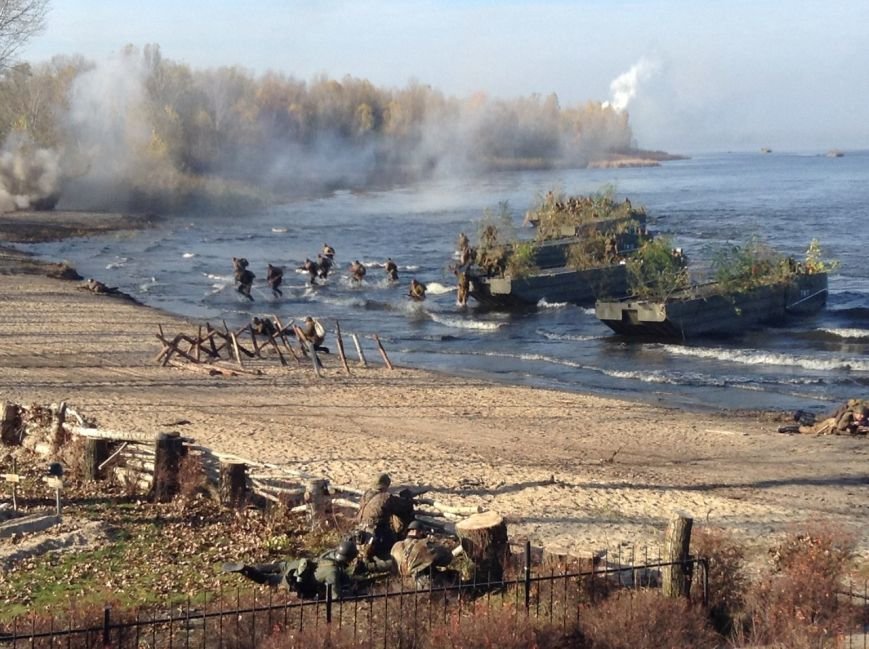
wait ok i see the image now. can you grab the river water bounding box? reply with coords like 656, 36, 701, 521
25, 151, 869, 414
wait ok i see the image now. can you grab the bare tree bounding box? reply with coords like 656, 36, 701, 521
0, 0, 49, 70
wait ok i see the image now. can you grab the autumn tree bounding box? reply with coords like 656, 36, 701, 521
0, 0, 49, 70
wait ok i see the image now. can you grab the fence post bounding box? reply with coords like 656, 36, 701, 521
662, 512, 693, 598
102, 606, 111, 648
524, 540, 532, 611
326, 584, 333, 624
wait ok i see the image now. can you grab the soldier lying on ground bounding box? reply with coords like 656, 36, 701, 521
779, 399, 869, 435
223, 539, 370, 599
251, 316, 276, 337
390, 520, 456, 590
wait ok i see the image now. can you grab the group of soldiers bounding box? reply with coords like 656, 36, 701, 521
224, 474, 456, 599
779, 399, 869, 435
233, 244, 427, 302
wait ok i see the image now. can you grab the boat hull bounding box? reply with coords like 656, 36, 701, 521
594, 273, 828, 339
470, 264, 629, 308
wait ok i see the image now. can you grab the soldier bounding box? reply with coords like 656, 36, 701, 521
349, 260, 366, 283
317, 254, 333, 279
322, 243, 336, 260
390, 521, 455, 589
300, 258, 319, 285
266, 264, 284, 298
299, 316, 329, 353
357, 473, 415, 559
455, 269, 470, 306
457, 232, 469, 254
385, 258, 399, 282
232, 257, 255, 301
408, 279, 426, 301
223, 538, 361, 598
251, 316, 276, 337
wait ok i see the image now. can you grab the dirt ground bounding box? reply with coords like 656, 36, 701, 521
1, 212, 867, 569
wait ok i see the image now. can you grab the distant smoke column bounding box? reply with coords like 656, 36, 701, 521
603, 57, 660, 113
0, 134, 61, 212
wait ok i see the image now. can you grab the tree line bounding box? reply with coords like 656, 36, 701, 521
1, 43, 637, 212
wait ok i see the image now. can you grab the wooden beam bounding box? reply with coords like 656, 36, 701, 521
372, 334, 394, 370
335, 321, 351, 375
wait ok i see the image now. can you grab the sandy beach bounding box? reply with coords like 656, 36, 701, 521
1, 213, 867, 567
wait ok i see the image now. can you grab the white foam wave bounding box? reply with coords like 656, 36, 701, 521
404, 265, 419, 271
536, 329, 600, 342
537, 298, 568, 309
662, 344, 869, 372
182, 252, 196, 258
819, 328, 869, 340
204, 273, 233, 282
581, 307, 595, 315
428, 313, 504, 331
272, 227, 288, 233
425, 282, 455, 295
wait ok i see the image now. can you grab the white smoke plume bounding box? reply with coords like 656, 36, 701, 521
603, 57, 661, 113
0, 133, 62, 213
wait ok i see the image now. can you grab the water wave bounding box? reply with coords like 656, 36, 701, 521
425, 282, 456, 295
817, 328, 869, 340
428, 313, 504, 331
182, 252, 196, 258
662, 344, 869, 372
537, 298, 568, 309
536, 329, 600, 342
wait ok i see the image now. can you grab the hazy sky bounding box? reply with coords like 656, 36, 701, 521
21, 0, 869, 153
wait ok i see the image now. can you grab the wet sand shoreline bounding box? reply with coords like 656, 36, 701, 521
1, 210, 867, 566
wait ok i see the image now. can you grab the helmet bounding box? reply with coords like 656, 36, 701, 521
407, 520, 424, 536
375, 473, 391, 489
335, 539, 358, 563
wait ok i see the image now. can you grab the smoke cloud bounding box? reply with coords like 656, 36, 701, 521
0, 133, 62, 213
603, 57, 661, 113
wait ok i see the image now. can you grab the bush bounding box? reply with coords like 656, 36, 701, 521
626, 237, 689, 300
579, 589, 718, 649
739, 525, 856, 648
690, 527, 748, 634
427, 603, 566, 649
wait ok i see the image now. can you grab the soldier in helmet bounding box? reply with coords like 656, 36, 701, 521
299, 316, 328, 353
266, 264, 284, 298
349, 260, 367, 283
356, 473, 415, 559
300, 258, 320, 285
232, 257, 255, 301
317, 254, 333, 279
390, 521, 456, 589
408, 279, 426, 301
223, 537, 363, 599
385, 258, 399, 283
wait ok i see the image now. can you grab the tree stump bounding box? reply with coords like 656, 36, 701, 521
661, 513, 693, 598
152, 432, 187, 503
81, 438, 110, 481
219, 462, 248, 508
1, 401, 21, 446
455, 511, 509, 582
305, 478, 330, 530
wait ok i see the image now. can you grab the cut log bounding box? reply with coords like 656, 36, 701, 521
305, 478, 331, 530
152, 432, 187, 503
661, 513, 693, 598
455, 510, 509, 581
1, 401, 21, 446
80, 438, 110, 481
219, 462, 248, 508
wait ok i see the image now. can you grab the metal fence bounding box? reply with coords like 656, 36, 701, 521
0, 549, 866, 649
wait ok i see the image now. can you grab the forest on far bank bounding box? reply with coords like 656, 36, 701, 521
1, 44, 652, 214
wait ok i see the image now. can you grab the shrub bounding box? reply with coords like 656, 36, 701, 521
739, 525, 856, 648
579, 589, 718, 649
690, 527, 748, 634
626, 237, 690, 300
427, 603, 566, 649
711, 237, 790, 291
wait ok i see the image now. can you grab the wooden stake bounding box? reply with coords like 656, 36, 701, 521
152, 432, 186, 503
351, 333, 368, 368
662, 513, 693, 598
1, 401, 21, 446
335, 321, 351, 375
372, 334, 394, 370
273, 315, 302, 364
230, 333, 244, 368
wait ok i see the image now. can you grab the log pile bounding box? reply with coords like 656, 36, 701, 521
154, 317, 394, 377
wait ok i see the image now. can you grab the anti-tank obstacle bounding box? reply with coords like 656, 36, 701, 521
153, 316, 394, 376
